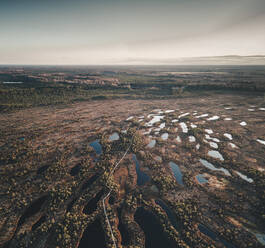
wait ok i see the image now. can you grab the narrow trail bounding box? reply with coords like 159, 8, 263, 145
102, 128, 137, 248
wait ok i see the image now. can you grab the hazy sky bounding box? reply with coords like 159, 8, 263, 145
0, 0, 265, 64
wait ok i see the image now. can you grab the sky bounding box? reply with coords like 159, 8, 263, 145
0, 0, 265, 65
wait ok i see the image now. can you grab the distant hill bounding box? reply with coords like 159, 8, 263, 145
126, 55, 265, 65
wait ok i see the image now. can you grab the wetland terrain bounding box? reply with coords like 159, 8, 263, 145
0, 66, 264, 248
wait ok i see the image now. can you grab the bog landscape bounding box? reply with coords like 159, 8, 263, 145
0, 65, 264, 248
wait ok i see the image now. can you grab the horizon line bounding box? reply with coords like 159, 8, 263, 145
1, 55, 265, 66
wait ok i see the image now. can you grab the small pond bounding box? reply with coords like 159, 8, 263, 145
229, 143, 238, 149
169, 162, 183, 185
165, 109, 174, 113
198, 224, 236, 248
240, 121, 247, 126
196, 113, 209, 118
205, 129, 213, 134
208, 150, 224, 161
176, 136, 181, 143
89, 140, 102, 155
159, 122, 166, 129
205, 134, 220, 143
178, 112, 190, 118
154, 156, 162, 162
161, 133, 168, 140
253, 233, 265, 245
235, 171, 253, 183
78, 219, 106, 248
109, 132, 119, 141
147, 139, 156, 148
224, 133, 233, 140
179, 122, 188, 133
134, 207, 175, 248
146, 115, 164, 126
155, 199, 178, 229
209, 142, 218, 149
256, 139, 265, 145
200, 159, 231, 176
207, 115, 220, 121
196, 174, 208, 184
83, 190, 104, 215
132, 155, 150, 186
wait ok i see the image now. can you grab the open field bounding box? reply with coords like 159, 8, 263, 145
0, 89, 265, 247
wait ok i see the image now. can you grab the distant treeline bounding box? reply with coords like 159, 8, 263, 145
1, 75, 264, 112
129, 82, 265, 92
